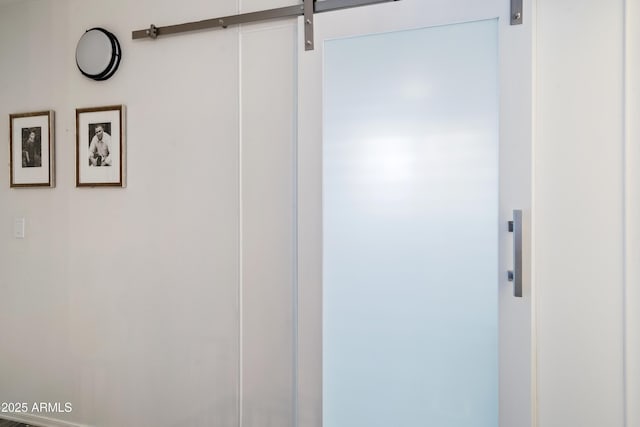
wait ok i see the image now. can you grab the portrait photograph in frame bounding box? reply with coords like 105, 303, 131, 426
76, 105, 126, 187
9, 110, 55, 188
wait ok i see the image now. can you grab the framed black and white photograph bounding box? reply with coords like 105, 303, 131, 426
76, 105, 126, 187
10, 110, 55, 188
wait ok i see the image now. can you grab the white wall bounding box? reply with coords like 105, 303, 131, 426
0, 0, 635, 427
535, 1, 626, 427
0, 0, 297, 426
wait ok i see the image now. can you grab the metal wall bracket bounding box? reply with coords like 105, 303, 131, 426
132, 0, 400, 50
511, 0, 523, 25
145, 24, 158, 39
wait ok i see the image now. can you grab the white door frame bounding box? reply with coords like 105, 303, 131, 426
626, 1, 640, 426
296, 1, 536, 426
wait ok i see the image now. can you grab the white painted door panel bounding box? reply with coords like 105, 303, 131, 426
297, 1, 534, 426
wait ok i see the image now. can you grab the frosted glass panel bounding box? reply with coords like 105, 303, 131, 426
323, 20, 498, 427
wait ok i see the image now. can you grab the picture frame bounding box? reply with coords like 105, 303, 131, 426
76, 105, 126, 187
9, 110, 55, 188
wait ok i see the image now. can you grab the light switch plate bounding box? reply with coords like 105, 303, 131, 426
14, 218, 25, 239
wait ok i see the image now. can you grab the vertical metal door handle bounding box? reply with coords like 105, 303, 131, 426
508, 209, 523, 298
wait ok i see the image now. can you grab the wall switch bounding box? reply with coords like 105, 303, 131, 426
14, 218, 25, 239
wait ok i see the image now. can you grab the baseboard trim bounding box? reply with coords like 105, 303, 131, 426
0, 412, 89, 427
